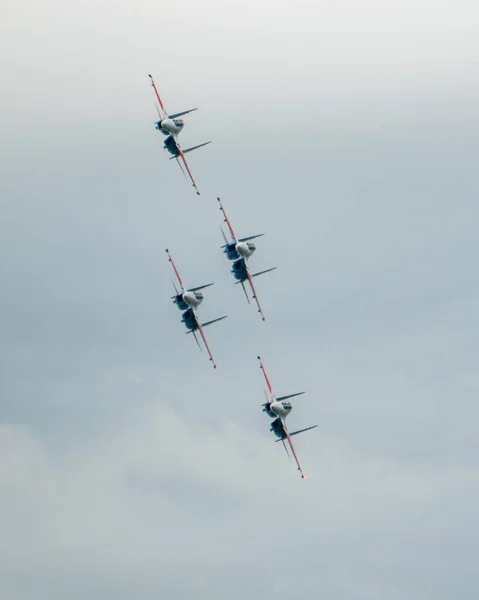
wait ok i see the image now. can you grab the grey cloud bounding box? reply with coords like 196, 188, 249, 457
1, 0, 479, 598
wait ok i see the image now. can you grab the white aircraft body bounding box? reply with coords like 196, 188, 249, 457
166, 249, 226, 369
258, 356, 317, 479
218, 197, 276, 321
149, 74, 210, 195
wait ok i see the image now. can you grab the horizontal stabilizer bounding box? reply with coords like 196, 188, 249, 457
252, 266, 277, 278
238, 233, 265, 243
275, 425, 318, 441
276, 392, 306, 402
189, 282, 214, 292
168, 108, 198, 119
201, 315, 228, 328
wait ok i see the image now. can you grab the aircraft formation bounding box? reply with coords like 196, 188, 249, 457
150, 74, 316, 479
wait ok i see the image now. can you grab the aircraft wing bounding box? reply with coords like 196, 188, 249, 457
166, 249, 185, 291
195, 317, 220, 369
217, 197, 237, 240
257, 356, 275, 396
186, 313, 226, 369
282, 421, 308, 479
246, 268, 267, 321
175, 142, 201, 195
148, 74, 168, 120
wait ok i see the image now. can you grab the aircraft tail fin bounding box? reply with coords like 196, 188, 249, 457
168, 108, 198, 119
200, 315, 228, 328
183, 141, 211, 154
221, 233, 264, 248
251, 266, 277, 278
275, 425, 318, 441
169, 141, 211, 159
233, 266, 277, 285
189, 282, 214, 293
238, 233, 265, 243
276, 392, 306, 402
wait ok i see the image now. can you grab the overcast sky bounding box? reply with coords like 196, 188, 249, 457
1, 1, 479, 598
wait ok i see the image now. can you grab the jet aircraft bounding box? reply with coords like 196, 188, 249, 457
149, 74, 210, 195
166, 249, 226, 369
258, 356, 317, 479
218, 197, 276, 321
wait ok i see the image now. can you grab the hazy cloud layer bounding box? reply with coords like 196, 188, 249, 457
1, 1, 479, 598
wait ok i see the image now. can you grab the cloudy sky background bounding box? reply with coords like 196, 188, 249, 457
1, 1, 479, 598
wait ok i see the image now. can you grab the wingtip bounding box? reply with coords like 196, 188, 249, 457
301, 475, 307, 480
